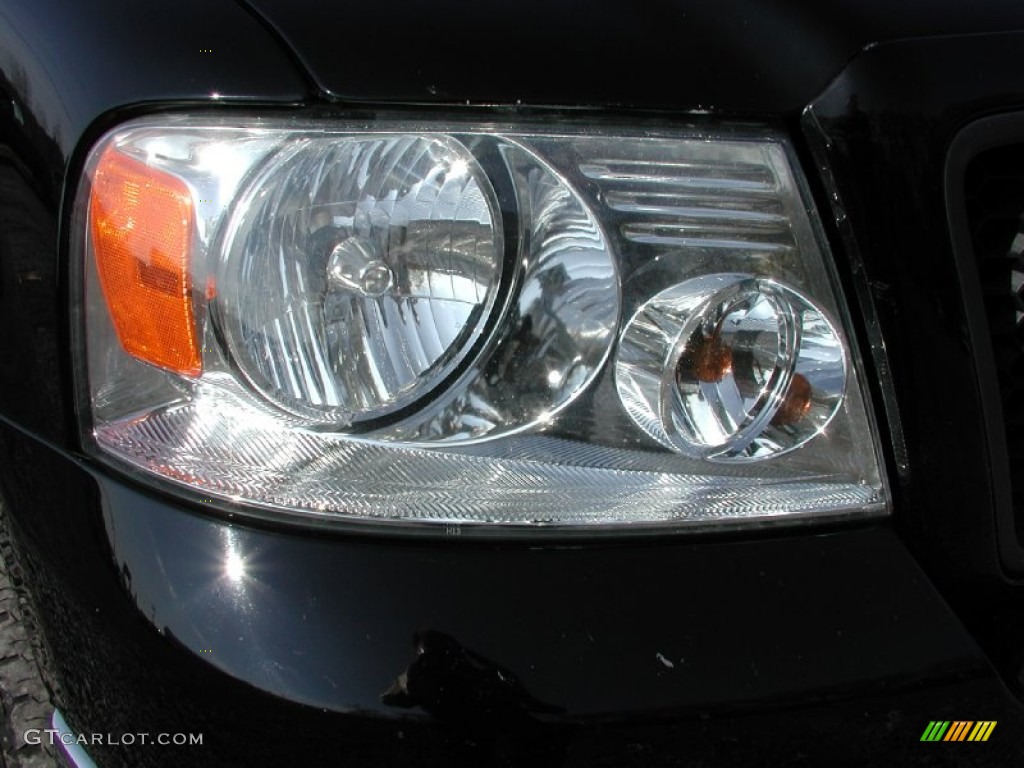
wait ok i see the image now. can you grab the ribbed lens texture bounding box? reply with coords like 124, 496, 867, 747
93, 375, 880, 526
218, 135, 502, 425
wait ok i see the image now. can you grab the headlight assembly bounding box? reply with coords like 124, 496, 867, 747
74, 116, 887, 533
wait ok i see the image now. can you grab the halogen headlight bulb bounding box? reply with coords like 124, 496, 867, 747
616, 273, 847, 461
216, 135, 504, 426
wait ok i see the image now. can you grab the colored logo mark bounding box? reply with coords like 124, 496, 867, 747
920, 721, 996, 742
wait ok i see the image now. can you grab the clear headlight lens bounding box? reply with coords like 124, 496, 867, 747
75, 116, 887, 533
217, 135, 505, 426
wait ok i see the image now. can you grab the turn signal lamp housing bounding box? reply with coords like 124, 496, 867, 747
90, 147, 200, 376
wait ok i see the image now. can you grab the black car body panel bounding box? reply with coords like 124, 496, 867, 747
242, 0, 1024, 114
1, 0, 1024, 765
803, 32, 1024, 590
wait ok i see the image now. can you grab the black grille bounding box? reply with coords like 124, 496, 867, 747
964, 144, 1024, 531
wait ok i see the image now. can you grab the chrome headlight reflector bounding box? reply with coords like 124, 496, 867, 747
218, 134, 506, 426
76, 116, 887, 533
616, 274, 846, 461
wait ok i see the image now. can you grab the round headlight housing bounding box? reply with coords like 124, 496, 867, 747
216, 135, 504, 426
616, 274, 847, 461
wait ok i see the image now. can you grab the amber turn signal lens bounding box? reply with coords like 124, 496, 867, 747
90, 147, 200, 376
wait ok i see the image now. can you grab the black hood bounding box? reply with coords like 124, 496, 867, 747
241, 0, 1024, 114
